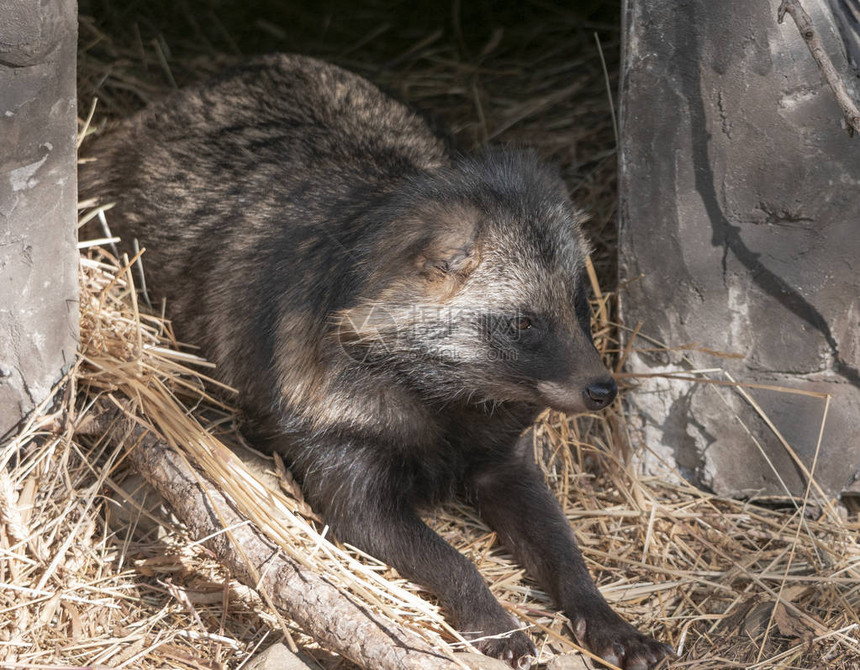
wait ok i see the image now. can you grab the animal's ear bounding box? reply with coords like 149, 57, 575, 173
419, 236, 480, 278
416, 207, 482, 282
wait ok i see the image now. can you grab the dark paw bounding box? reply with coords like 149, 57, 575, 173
472, 629, 536, 669
570, 606, 674, 670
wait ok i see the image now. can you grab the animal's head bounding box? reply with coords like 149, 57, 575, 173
337, 150, 617, 414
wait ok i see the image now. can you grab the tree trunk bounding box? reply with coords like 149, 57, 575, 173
0, 0, 79, 442
618, 0, 860, 506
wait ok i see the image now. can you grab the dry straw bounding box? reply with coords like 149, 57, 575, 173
1, 8, 857, 670
2, 207, 852, 670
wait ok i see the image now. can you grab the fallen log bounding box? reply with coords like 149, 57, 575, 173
110, 411, 468, 670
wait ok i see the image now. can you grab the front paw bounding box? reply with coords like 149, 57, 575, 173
569, 605, 673, 669
461, 611, 536, 669
471, 629, 536, 669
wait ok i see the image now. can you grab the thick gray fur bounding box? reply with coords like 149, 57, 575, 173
81, 54, 670, 669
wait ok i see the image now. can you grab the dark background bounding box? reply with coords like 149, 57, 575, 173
78, 0, 623, 289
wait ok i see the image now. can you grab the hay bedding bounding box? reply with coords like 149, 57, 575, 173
1, 4, 857, 669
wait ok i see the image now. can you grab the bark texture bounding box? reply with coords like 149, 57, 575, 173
0, 0, 78, 441
619, 0, 860, 502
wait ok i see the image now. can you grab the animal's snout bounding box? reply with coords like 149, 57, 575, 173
582, 378, 617, 410
537, 375, 617, 414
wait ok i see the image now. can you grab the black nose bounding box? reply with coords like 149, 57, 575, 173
583, 378, 617, 410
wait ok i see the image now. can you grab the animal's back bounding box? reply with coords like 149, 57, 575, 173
80, 54, 448, 400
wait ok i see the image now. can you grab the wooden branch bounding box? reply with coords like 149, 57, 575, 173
778, 0, 860, 136
115, 414, 466, 670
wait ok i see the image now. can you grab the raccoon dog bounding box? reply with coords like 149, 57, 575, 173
81, 54, 672, 669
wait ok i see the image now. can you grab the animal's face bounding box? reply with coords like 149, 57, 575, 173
437, 195, 616, 413
337, 151, 617, 413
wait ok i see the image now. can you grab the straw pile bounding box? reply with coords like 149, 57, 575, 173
0, 3, 857, 669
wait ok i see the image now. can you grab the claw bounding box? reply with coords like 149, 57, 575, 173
568, 606, 671, 669
602, 650, 621, 667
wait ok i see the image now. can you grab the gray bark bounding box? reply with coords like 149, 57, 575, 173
619, 0, 860, 503
0, 0, 79, 441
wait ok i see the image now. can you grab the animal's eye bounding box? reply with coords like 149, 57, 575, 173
512, 316, 532, 331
